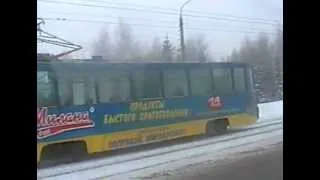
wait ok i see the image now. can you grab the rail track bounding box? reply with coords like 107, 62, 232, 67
38, 118, 282, 169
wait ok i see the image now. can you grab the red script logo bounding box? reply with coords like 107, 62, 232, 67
37, 107, 95, 140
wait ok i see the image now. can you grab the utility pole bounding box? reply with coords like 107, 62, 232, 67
179, 16, 185, 61
179, 0, 192, 61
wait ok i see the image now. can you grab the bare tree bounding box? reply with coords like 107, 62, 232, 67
185, 38, 197, 61
271, 26, 283, 98
196, 35, 209, 62
152, 37, 161, 53
226, 30, 282, 102
185, 35, 210, 62
239, 36, 255, 64
131, 40, 146, 61
92, 28, 112, 60
114, 19, 134, 61
228, 48, 241, 62
144, 36, 162, 62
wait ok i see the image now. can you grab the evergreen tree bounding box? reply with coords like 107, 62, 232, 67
162, 33, 174, 62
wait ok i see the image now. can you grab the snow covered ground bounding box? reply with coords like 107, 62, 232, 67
38, 101, 283, 180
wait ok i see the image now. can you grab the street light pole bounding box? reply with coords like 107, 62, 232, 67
179, 0, 191, 61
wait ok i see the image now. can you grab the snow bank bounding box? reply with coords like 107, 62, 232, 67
258, 100, 283, 122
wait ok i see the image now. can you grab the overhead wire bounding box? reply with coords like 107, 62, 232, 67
41, 17, 277, 35
39, 10, 276, 33
75, 0, 280, 23
38, 0, 280, 25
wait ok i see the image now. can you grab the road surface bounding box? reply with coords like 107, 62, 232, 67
149, 142, 283, 180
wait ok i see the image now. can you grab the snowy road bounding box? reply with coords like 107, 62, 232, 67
113, 124, 282, 180
154, 143, 283, 180
37, 101, 283, 180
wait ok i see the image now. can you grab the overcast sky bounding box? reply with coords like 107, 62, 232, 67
37, 0, 283, 59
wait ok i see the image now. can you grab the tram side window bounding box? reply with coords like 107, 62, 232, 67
247, 67, 255, 92
132, 70, 162, 99
58, 79, 73, 106
163, 69, 188, 97
212, 68, 233, 94
58, 76, 97, 106
37, 71, 57, 107
233, 67, 246, 92
87, 77, 97, 104
189, 69, 212, 96
72, 79, 86, 105
98, 72, 131, 102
